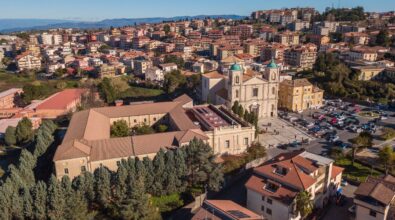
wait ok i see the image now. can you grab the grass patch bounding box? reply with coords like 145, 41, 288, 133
151, 193, 184, 213
335, 156, 382, 182
121, 86, 164, 98
358, 111, 379, 118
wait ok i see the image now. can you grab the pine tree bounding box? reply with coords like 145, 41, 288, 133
0, 180, 14, 220
93, 167, 112, 208
62, 176, 91, 220
17, 149, 36, 187
31, 181, 48, 220
47, 175, 66, 220
4, 126, 16, 146
135, 158, 148, 192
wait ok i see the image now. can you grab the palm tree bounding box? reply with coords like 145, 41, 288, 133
295, 191, 313, 219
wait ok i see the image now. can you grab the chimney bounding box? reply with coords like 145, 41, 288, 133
115, 100, 123, 107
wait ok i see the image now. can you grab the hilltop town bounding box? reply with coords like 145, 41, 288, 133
1, 6, 395, 220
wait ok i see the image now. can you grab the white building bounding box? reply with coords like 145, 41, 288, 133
145, 67, 164, 82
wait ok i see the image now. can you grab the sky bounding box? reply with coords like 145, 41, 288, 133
1, 0, 395, 21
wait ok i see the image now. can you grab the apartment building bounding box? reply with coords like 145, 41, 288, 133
53, 94, 255, 179
245, 150, 343, 220
261, 43, 287, 62
284, 44, 317, 70
145, 67, 164, 82
217, 45, 244, 61
344, 32, 370, 45
354, 175, 395, 220
278, 78, 324, 112
0, 88, 23, 109
348, 47, 378, 62
229, 25, 253, 40
134, 59, 152, 75
96, 64, 116, 78
352, 66, 385, 81
159, 63, 178, 73
16, 52, 42, 71
274, 32, 299, 46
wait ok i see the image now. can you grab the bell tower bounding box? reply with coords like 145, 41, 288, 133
228, 63, 243, 103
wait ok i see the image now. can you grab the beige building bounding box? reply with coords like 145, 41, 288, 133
202, 60, 280, 118
274, 31, 300, 46
53, 95, 255, 179
16, 52, 41, 71
354, 175, 395, 220
245, 150, 343, 220
284, 43, 317, 70
278, 78, 324, 112
348, 47, 378, 62
352, 66, 385, 81
0, 88, 23, 109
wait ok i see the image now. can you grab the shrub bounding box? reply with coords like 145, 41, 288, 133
381, 127, 395, 140
151, 193, 184, 212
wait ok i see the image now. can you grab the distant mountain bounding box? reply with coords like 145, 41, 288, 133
0, 15, 246, 33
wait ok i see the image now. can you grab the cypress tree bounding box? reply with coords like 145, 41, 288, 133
164, 151, 177, 194
174, 148, 187, 190
152, 149, 166, 195
47, 175, 66, 220
135, 158, 147, 192
0, 180, 14, 220
31, 181, 47, 220
142, 157, 155, 193
22, 187, 34, 219
93, 167, 112, 208
62, 176, 91, 220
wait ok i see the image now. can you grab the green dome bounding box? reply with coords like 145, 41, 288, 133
267, 59, 278, 68
230, 63, 242, 71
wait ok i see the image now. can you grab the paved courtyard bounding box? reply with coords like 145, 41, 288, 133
257, 117, 314, 148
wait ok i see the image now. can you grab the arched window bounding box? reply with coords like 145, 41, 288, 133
235, 76, 239, 84
271, 72, 276, 80
272, 87, 276, 95
235, 89, 239, 98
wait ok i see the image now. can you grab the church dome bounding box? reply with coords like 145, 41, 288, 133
230, 63, 242, 71
267, 59, 278, 69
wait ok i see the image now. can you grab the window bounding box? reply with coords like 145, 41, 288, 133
369, 210, 376, 217
153, 117, 157, 121
244, 138, 249, 146
116, 161, 121, 166
266, 208, 272, 215
267, 198, 272, 204
272, 87, 276, 95
261, 196, 265, 201
225, 140, 230, 148
144, 118, 147, 123
236, 76, 240, 84
134, 119, 137, 123
261, 205, 265, 211
235, 89, 239, 98
64, 168, 69, 174
81, 166, 86, 172
253, 88, 258, 97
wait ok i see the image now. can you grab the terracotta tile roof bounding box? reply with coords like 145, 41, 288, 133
35, 89, 87, 110
54, 94, 209, 162
253, 150, 317, 190
331, 165, 344, 180
193, 200, 263, 220
203, 71, 225, 79
355, 175, 395, 206
245, 175, 298, 205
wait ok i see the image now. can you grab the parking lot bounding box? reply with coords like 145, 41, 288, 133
275, 99, 395, 157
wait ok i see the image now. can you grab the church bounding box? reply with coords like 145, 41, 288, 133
201, 59, 280, 118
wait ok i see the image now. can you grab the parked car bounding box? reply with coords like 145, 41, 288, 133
348, 205, 356, 214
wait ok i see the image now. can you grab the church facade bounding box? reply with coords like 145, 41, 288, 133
201, 59, 280, 118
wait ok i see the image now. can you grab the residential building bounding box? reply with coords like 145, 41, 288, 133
96, 64, 116, 78
145, 67, 164, 82
348, 47, 378, 62
245, 150, 343, 220
159, 63, 178, 73
278, 78, 324, 112
16, 52, 42, 71
284, 44, 317, 70
274, 32, 299, 46
134, 59, 152, 75
229, 25, 253, 40
352, 66, 385, 81
354, 175, 395, 220
201, 60, 280, 118
53, 94, 255, 179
